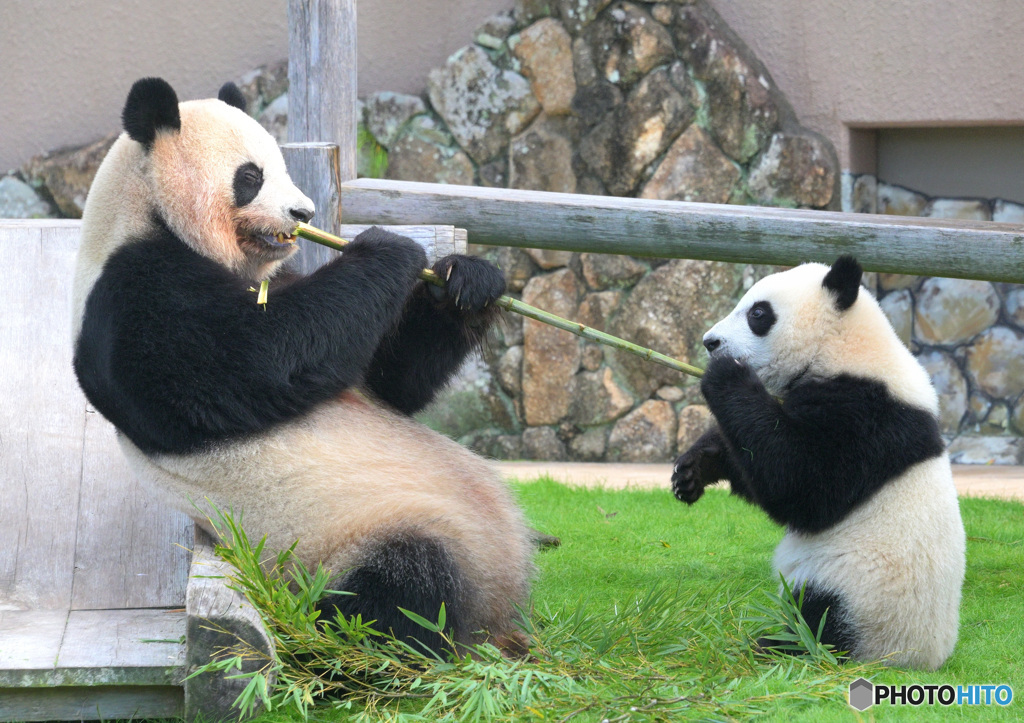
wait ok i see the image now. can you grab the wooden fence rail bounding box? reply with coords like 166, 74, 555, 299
340, 178, 1024, 283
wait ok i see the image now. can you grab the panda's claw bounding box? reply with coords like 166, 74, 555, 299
671, 452, 706, 505
430, 255, 506, 314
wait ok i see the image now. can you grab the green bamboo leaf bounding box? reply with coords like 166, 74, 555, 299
397, 606, 441, 633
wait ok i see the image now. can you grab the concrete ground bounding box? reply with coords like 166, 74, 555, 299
496, 462, 1024, 502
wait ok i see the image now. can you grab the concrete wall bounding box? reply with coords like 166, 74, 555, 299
710, 0, 1024, 171
0, 0, 507, 171
4, 0, 1023, 175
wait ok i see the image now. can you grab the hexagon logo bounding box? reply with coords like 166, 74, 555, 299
849, 677, 874, 711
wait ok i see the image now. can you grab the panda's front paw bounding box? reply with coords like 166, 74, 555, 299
671, 431, 724, 504
700, 354, 762, 402
671, 450, 707, 504
430, 255, 506, 316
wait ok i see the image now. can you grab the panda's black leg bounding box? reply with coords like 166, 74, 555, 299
756, 585, 855, 660
316, 533, 473, 657
798, 586, 856, 659
364, 254, 506, 415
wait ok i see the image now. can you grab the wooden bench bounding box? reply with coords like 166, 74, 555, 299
0, 219, 464, 721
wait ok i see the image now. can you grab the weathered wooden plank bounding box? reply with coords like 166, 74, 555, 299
0, 219, 80, 229
287, 0, 358, 181
0, 608, 184, 688
58, 609, 185, 682
0, 224, 86, 610
340, 179, 1024, 282
337, 224, 465, 259
286, 0, 311, 143
0, 610, 67, 680
0, 685, 182, 721
184, 528, 274, 722
70, 406, 194, 610
283, 141, 342, 274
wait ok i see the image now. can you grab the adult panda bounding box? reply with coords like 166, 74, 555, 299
671, 256, 965, 671
71, 77, 534, 654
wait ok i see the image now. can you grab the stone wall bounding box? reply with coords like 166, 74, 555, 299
2, 1, 843, 464
389, 0, 840, 463
843, 173, 1024, 465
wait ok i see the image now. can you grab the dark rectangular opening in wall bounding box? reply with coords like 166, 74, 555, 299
876, 127, 1024, 205
847, 128, 878, 176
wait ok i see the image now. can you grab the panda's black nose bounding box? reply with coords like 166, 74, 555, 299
289, 206, 314, 223
704, 335, 721, 353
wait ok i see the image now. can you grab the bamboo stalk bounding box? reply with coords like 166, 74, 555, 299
292, 222, 705, 379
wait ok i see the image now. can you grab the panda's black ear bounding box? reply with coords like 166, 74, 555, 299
218, 82, 247, 113
822, 255, 863, 311
122, 77, 180, 150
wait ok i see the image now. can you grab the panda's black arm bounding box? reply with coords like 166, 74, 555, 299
671, 427, 755, 504
363, 254, 506, 415
699, 355, 944, 533
74, 227, 427, 455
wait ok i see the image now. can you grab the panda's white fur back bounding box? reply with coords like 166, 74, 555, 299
73, 133, 150, 341
775, 455, 963, 670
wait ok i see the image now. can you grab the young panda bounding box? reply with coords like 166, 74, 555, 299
71, 77, 535, 654
671, 257, 965, 671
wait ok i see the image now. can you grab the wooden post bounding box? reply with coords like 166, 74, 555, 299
287, 0, 358, 199
282, 142, 343, 274
184, 529, 275, 722
286, 0, 358, 271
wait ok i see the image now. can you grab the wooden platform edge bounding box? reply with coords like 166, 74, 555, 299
184, 528, 276, 722
0, 607, 186, 721
0, 685, 183, 722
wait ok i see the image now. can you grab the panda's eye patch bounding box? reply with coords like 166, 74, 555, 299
747, 301, 776, 336
233, 162, 264, 207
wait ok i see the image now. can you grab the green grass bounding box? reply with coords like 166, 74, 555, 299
519, 481, 1024, 721
209, 481, 1023, 722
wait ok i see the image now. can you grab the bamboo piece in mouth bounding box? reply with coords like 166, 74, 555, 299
292, 222, 705, 380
